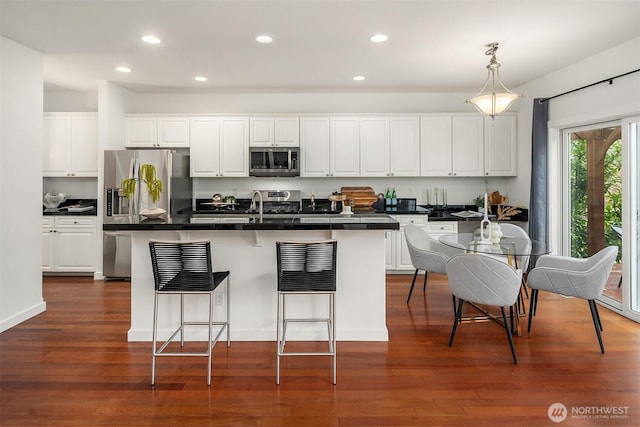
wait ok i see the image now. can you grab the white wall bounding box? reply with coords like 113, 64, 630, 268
0, 37, 46, 332
131, 92, 482, 115
44, 90, 98, 112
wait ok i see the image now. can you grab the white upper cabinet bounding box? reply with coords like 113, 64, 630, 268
360, 116, 420, 177
190, 116, 248, 177
249, 117, 273, 147
300, 117, 331, 177
301, 116, 360, 177
420, 115, 452, 176
126, 116, 190, 148
484, 115, 517, 176
330, 117, 360, 177
360, 117, 390, 177
43, 113, 98, 177
220, 117, 249, 176
389, 117, 420, 176
126, 117, 156, 147
452, 115, 484, 176
420, 115, 484, 177
421, 114, 516, 177
190, 117, 221, 177
275, 117, 300, 146
250, 116, 299, 147
158, 117, 190, 147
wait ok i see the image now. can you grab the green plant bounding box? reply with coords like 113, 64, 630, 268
121, 164, 163, 204
474, 195, 484, 208
569, 137, 622, 262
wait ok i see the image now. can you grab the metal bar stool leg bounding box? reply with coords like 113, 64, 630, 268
151, 292, 159, 386
331, 293, 336, 385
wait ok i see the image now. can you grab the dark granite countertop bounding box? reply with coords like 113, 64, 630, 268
43, 199, 97, 216
103, 213, 400, 231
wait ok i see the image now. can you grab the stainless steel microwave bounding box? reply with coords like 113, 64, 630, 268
249, 147, 300, 177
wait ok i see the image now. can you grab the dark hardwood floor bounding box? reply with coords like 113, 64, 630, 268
1, 274, 639, 426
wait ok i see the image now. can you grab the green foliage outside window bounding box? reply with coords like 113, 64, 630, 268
570, 138, 622, 262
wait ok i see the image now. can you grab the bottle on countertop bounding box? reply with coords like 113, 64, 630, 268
391, 187, 397, 207
385, 188, 391, 207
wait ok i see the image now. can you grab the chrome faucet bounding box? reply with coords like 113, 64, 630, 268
310, 193, 316, 210
251, 190, 264, 223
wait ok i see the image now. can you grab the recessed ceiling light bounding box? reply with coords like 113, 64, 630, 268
141, 35, 161, 44
370, 34, 388, 43
194, 76, 208, 82
353, 76, 366, 81
115, 66, 132, 73
255, 34, 274, 44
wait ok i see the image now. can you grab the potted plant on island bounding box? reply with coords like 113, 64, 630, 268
121, 164, 164, 218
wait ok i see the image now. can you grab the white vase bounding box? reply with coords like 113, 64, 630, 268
490, 223, 503, 244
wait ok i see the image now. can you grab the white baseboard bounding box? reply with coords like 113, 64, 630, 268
0, 301, 46, 333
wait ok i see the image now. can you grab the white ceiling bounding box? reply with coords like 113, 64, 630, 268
1, 0, 639, 94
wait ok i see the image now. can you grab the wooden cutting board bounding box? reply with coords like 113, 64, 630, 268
340, 186, 377, 210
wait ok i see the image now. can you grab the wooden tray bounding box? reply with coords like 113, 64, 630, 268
340, 186, 377, 210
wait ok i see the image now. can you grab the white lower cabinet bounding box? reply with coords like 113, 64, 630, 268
423, 221, 458, 237
384, 230, 396, 270
385, 217, 458, 271
387, 215, 426, 271
42, 216, 97, 272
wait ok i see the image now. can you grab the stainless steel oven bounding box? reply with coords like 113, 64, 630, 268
249, 147, 299, 177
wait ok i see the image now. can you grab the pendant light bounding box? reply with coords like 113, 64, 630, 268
466, 43, 521, 118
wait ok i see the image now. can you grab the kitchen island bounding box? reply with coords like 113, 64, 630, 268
104, 214, 399, 342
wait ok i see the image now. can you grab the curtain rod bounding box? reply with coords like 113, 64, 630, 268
538, 68, 640, 103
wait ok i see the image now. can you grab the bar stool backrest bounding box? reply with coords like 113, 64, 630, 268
149, 239, 212, 291
276, 240, 337, 292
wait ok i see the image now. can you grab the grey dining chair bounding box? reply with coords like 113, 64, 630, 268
446, 253, 522, 364
404, 223, 459, 304
498, 223, 532, 304
527, 246, 618, 354
499, 223, 531, 272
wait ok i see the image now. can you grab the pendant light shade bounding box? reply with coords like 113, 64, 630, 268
466, 43, 521, 118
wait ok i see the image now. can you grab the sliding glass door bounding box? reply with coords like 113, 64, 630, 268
564, 118, 639, 321
621, 117, 639, 320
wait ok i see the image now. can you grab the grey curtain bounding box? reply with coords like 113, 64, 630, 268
529, 98, 549, 245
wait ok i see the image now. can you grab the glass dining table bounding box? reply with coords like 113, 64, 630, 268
438, 233, 552, 335
438, 233, 550, 261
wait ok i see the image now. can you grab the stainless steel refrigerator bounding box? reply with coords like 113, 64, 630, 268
103, 149, 191, 279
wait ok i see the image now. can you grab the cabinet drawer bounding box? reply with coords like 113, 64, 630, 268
396, 216, 426, 226
42, 217, 55, 227
424, 221, 458, 234
55, 217, 97, 228
220, 217, 250, 224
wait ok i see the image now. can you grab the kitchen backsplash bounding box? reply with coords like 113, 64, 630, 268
192, 176, 520, 207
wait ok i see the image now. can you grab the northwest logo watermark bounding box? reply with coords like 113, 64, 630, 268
548, 403, 630, 422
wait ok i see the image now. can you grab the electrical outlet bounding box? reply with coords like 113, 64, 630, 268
215, 292, 225, 306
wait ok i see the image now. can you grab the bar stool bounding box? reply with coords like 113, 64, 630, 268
148, 239, 230, 386
276, 240, 337, 385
